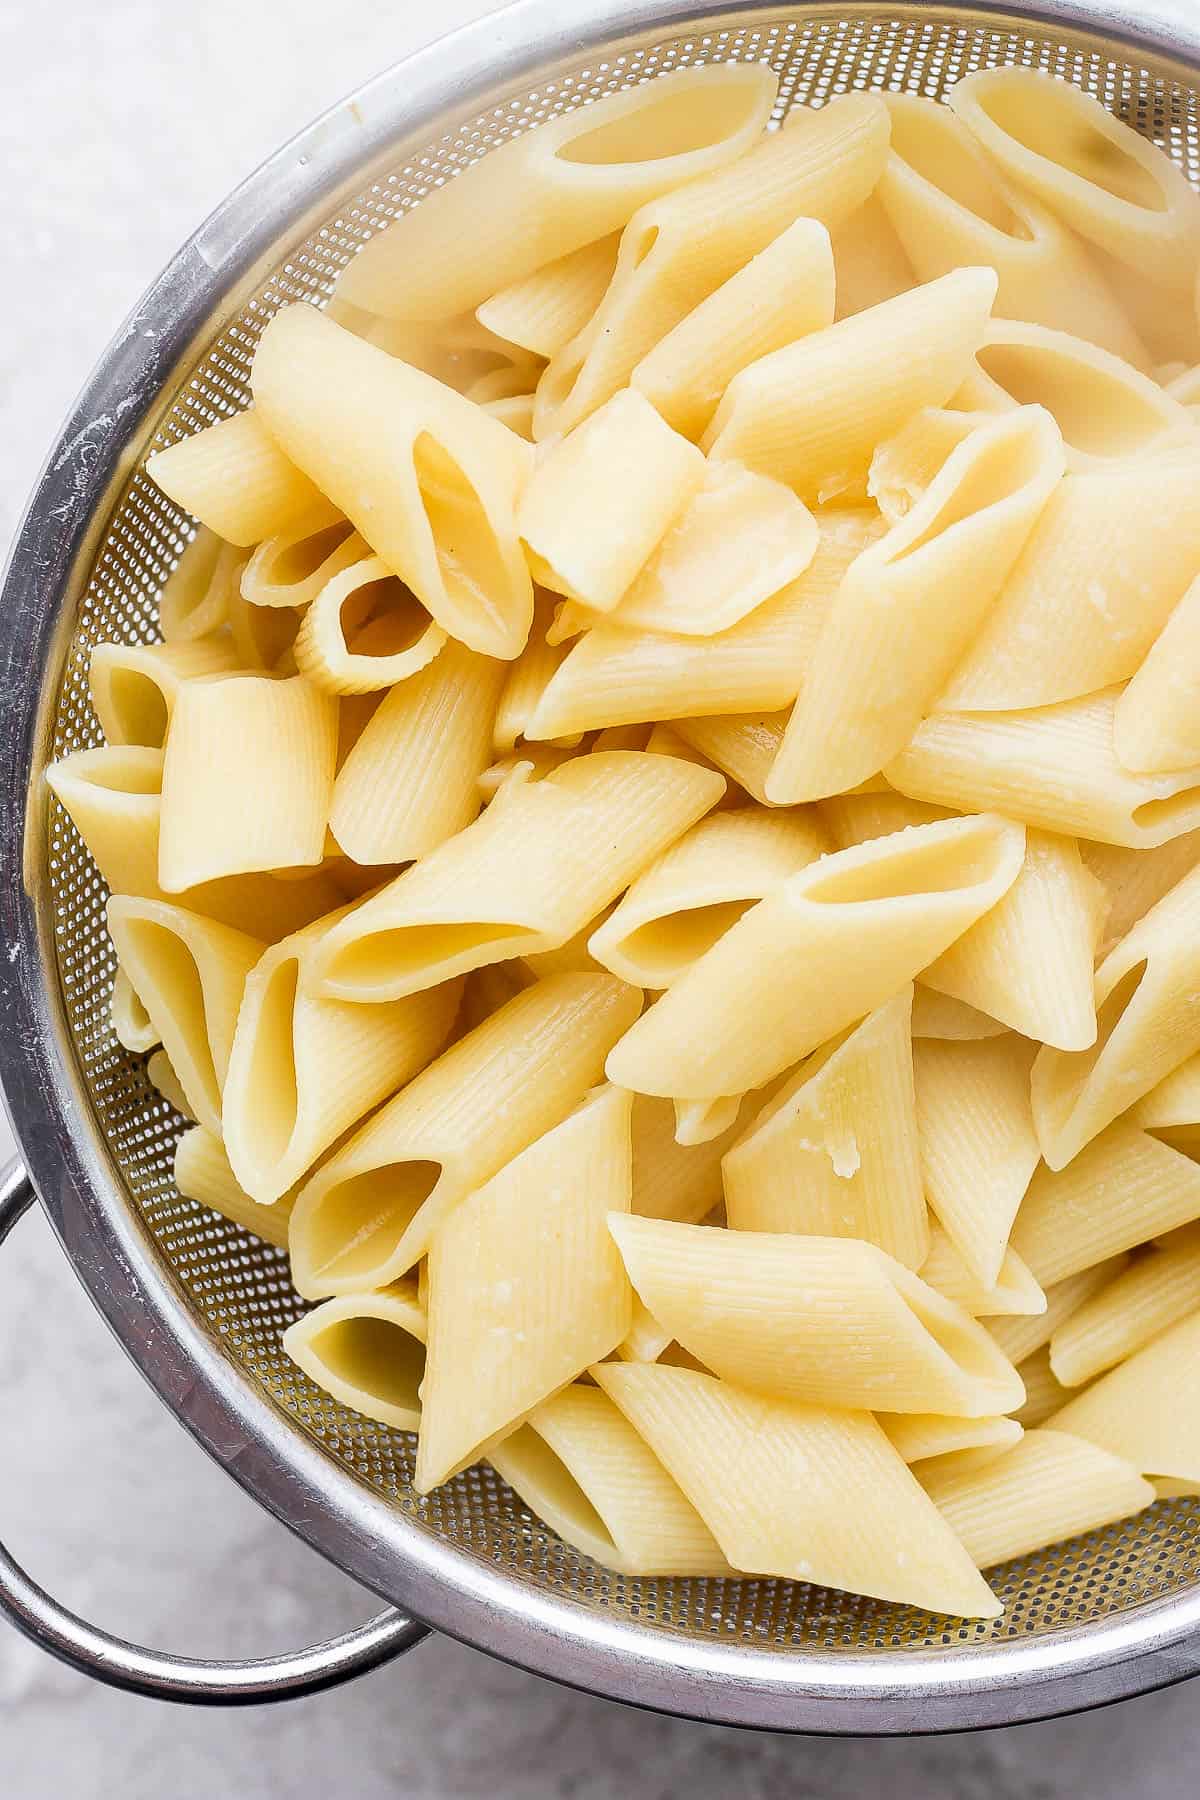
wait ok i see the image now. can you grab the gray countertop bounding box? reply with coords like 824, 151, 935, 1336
3, 2, 1200, 1791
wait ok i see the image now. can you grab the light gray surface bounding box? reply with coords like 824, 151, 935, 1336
3, 0, 1200, 1791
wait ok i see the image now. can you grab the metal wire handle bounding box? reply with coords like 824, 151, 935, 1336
0, 1160, 430, 1704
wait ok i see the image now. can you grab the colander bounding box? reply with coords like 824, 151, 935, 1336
5, 0, 1200, 1735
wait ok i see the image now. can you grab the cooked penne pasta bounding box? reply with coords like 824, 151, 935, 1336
110, 963, 158, 1054
251, 305, 534, 659
518, 389, 705, 612
921, 830, 1103, 1051
909, 987, 1008, 1041
146, 410, 326, 547
337, 64, 777, 320
415, 1085, 633, 1490
866, 407, 986, 524
987, 1257, 1129, 1367
607, 814, 1025, 1100
882, 1411, 1023, 1465
818, 789, 953, 849
310, 752, 722, 1002
146, 1047, 192, 1119
238, 505, 361, 611
723, 987, 928, 1269
158, 528, 244, 642
920, 1428, 1153, 1568
1114, 572, 1200, 775
589, 808, 827, 989
936, 452, 1200, 712
614, 1295, 675, 1366
964, 320, 1194, 465
492, 594, 573, 754
489, 1383, 735, 1577
704, 266, 998, 499
629, 1093, 740, 1225
830, 194, 915, 318
1012, 1346, 1072, 1428
225, 587, 301, 674
1082, 830, 1200, 952
538, 93, 889, 439
766, 405, 1064, 799
631, 217, 836, 440
918, 1225, 1045, 1320
106, 896, 264, 1136
329, 641, 504, 865
527, 508, 880, 736
914, 1035, 1041, 1289
878, 94, 1147, 363
607, 1215, 1023, 1416
950, 67, 1200, 293
1048, 1313, 1200, 1483
223, 917, 461, 1206
670, 714, 788, 804
1032, 862, 1200, 1167
1050, 1231, 1200, 1387
174, 1125, 294, 1250
89, 636, 241, 749
293, 554, 447, 695
159, 673, 337, 891
1012, 1121, 1200, 1284
887, 689, 1200, 848
594, 1361, 1000, 1616
287, 972, 640, 1295
283, 1283, 427, 1431
477, 235, 622, 359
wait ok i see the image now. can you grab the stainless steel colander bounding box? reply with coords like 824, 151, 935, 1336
5, 0, 1200, 1733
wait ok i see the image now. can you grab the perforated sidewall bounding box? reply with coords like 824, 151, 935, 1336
45, 6, 1200, 1656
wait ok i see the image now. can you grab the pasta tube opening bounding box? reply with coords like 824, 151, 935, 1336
323, 921, 543, 996
977, 86, 1164, 212
558, 81, 763, 167
489, 1427, 617, 1562
412, 432, 518, 648
801, 821, 1015, 905
973, 328, 1191, 461
287, 1307, 427, 1428
616, 900, 754, 983
297, 1161, 443, 1287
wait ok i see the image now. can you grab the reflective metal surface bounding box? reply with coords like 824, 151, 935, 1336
3, 0, 1200, 1731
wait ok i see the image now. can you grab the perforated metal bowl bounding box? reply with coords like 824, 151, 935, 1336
5, 0, 1200, 1733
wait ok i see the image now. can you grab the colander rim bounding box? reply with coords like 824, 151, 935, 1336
5, 0, 1200, 1733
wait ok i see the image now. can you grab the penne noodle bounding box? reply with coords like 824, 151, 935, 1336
145, 409, 326, 547
987, 1257, 1129, 1368
1032, 862, 1200, 1166
629, 1093, 740, 1224
599, 462, 819, 638
110, 963, 158, 1054
492, 593, 573, 753
936, 452, 1200, 713
920, 1428, 1153, 1568
329, 640, 504, 865
488, 1383, 735, 1577
866, 407, 986, 524
1012, 1121, 1200, 1284
174, 1125, 295, 1250
767, 405, 1064, 799
337, 64, 777, 320
283, 1283, 426, 1431
89, 635, 241, 749
910, 988, 1008, 1041
921, 829, 1105, 1051
704, 266, 998, 500
818, 789, 953, 849
950, 67, 1200, 293
158, 528, 244, 642
222, 916, 461, 1206
723, 987, 929, 1269
527, 507, 881, 737
615, 1298, 675, 1366
671, 1095, 742, 1147
878, 94, 1147, 364
882, 1411, 1023, 1465
1048, 1313, 1200, 1482
607, 1215, 1023, 1416
159, 673, 338, 891
226, 588, 301, 674
887, 688, 1200, 848
518, 389, 705, 612
1082, 830, 1200, 953
918, 1224, 1046, 1319
538, 93, 889, 439
1114, 572, 1200, 774
589, 807, 828, 989
239, 504, 362, 610
252, 306, 534, 659
310, 752, 723, 1002
146, 1048, 192, 1119
1050, 1231, 1200, 1388
606, 814, 1025, 1101
593, 1360, 1001, 1616
105, 896, 264, 1136
631, 216, 836, 440
415, 1085, 633, 1490
287, 972, 641, 1295
477, 234, 622, 359
914, 1035, 1042, 1289
1012, 1346, 1072, 1429
672, 713, 788, 805
829, 193, 915, 319
293, 554, 447, 695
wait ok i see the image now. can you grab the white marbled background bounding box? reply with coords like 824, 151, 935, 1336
5, 2, 1200, 1792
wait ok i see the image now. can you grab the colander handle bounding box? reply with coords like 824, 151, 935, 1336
0, 1161, 431, 1704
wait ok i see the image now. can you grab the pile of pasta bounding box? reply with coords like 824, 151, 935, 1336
48, 60, 1200, 1619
